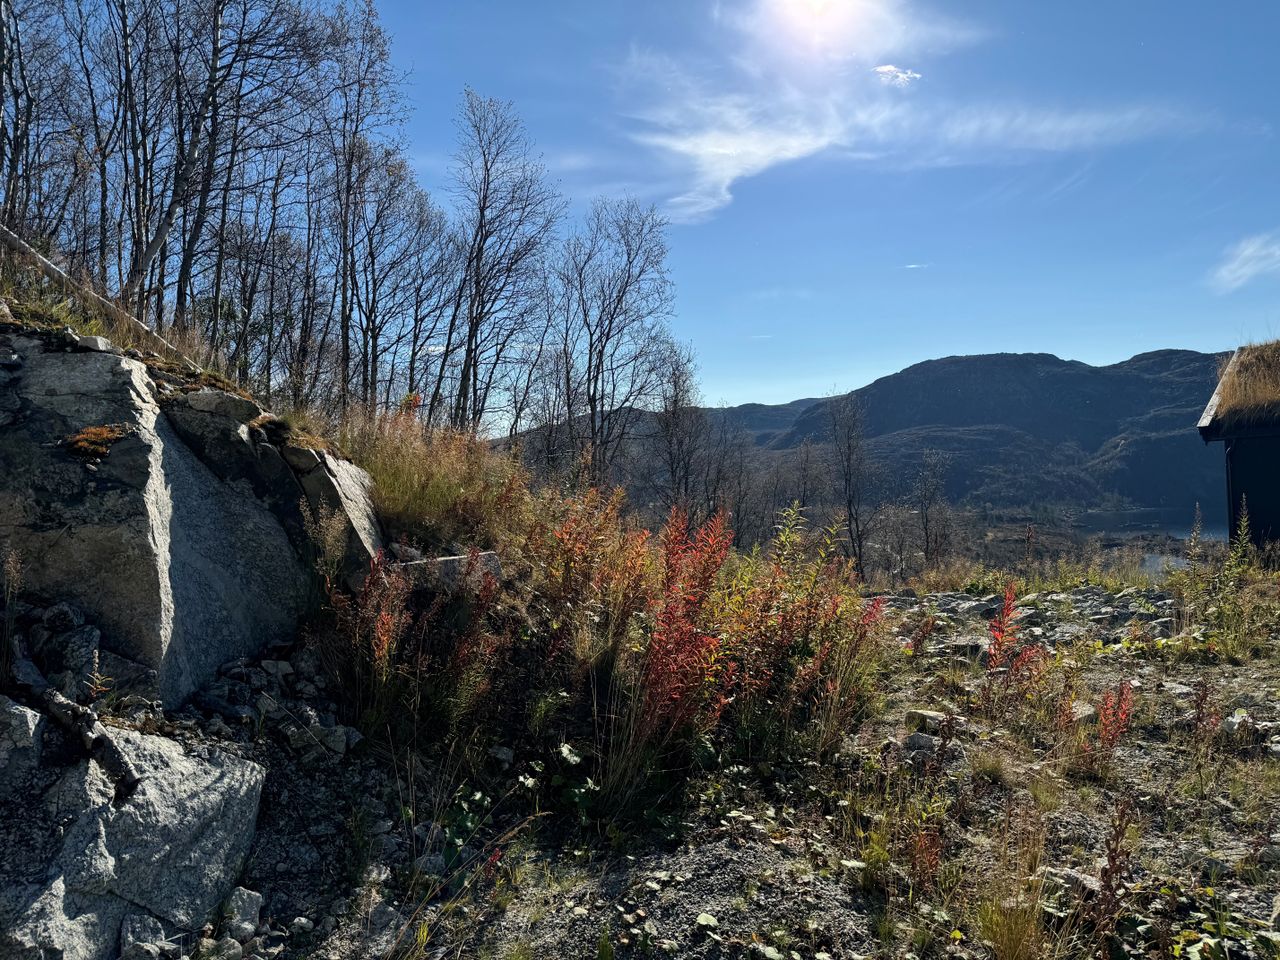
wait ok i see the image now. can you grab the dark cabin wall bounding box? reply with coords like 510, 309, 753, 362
1224, 437, 1280, 546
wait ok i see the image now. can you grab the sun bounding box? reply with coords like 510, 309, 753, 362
758, 0, 885, 61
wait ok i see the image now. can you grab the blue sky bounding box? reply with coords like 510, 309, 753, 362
379, 1, 1280, 405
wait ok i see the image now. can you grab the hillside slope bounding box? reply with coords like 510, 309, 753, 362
714, 349, 1227, 517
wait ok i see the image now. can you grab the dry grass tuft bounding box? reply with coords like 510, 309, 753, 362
273, 407, 336, 453
336, 412, 529, 550
1215, 340, 1280, 423
64, 423, 130, 459
1, 262, 231, 383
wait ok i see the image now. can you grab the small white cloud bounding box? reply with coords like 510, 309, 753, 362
873, 64, 921, 87
1212, 232, 1280, 293
900, 262, 929, 269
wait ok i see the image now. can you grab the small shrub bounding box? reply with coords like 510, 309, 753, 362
1168, 505, 1280, 663
521, 487, 652, 670
716, 508, 882, 756
321, 553, 415, 733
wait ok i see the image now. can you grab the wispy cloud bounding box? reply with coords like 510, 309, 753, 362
631, 76, 847, 220
620, 0, 1191, 221
548, 150, 601, 173
900, 262, 929, 269
747, 284, 816, 301
934, 105, 1185, 153
873, 64, 921, 87
1212, 232, 1280, 293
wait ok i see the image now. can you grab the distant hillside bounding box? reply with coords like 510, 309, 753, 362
711, 349, 1228, 521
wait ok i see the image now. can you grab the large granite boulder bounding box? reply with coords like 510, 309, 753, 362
164, 389, 311, 553
0, 334, 312, 703
0, 727, 264, 960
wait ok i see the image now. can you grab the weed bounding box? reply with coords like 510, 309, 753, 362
980, 583, 1049, 722
1168, 506, 1280, 663
2, 550, 22, 687
972, 749, 1009, 787
1084, 680, 1134, 775
339, 413, 528, 551
1086, 799, 1137, 956
717, 508, 883, 757
973, 806, 1068, 960
321, 553, 415, 733
1213, 339, 1280, 425
907, 607, 937, 659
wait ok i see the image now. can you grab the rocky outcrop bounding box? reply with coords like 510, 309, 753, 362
288, 449, 383, 592
0, 330, 382, 703
0, 695, 45, 802
0, 723, 264, 960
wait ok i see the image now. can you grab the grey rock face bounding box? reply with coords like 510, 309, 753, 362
0, 729, 264, 960
0, 335, 311, 703
74, 335, 118, 354
294, 450, 383, 591
118, 914, 165, 955
0, 695, 45, 801
164, 393, 310, 552
180, 388, 261, 423
224, 887, 264, 943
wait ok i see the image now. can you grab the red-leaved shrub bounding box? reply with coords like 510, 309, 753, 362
603, 510, 732, 803
1094, 680, 1134, 757
981, 583, 1048, 719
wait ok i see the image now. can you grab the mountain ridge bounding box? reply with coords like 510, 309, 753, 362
705, 347, 1228, 520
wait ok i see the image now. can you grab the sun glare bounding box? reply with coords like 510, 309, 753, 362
759, 0, 885, 62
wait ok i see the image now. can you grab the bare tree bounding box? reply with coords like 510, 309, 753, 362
700, 413, 757, 547
913, 449, 953, 568
877, 501, 916, 584
792, 437, 822, 512
554, 196, 674, 484
0, 0, 699, 460
652, 340, 706, 519
827, 392, 879, 578
425, 88, 562, 430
